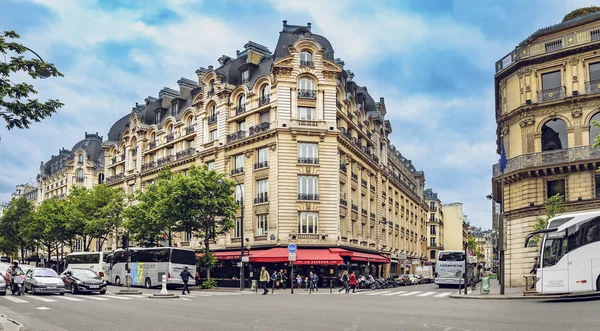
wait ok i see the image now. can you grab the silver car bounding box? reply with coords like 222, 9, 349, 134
24, 268, 65, 295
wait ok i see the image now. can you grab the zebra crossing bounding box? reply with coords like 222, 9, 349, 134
351, 289, 454, 298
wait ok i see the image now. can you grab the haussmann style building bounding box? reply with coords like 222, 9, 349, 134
424, 189, 444, 267
492, 10, 600, 287
102, 21, 429, 283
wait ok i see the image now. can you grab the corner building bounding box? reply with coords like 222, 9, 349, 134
493, 12, 600, 287
105, 22, 428, 280
424, 189, 444, 268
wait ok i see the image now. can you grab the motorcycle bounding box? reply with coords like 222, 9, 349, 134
9, 269, 24, 296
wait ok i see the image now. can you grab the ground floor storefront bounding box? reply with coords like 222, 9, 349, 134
197, 247, 391, 288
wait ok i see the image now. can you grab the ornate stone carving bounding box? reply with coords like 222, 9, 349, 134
525, 86, 531, 92
569, 56, 580, 66
517, 69, 524, 78
500, 80, 507, 89
523, 67, 532, 75
571, 105, 583, 118
501, 126, 509, 136
572, 76, 578, 83
269, 143, 277, 151
519, 116, 535, 128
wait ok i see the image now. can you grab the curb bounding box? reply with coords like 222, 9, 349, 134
449, 292, 600, 300
0, 315, 24, 331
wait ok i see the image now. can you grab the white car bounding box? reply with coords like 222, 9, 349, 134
407, 274, 420, 285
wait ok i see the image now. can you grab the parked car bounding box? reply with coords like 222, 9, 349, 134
415, 274, 424, 284
406, 274, 419, 285
0, 276, 6, 296
395, 275, 409, 286
60, 268, 107, 294
24, 268, 65, 295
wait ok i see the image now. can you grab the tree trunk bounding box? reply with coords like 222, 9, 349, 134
168, 229, 172, 247
205, 224, 211, 282
20, 244, 25, 263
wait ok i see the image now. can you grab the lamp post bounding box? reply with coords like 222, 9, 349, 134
22, 46, 52, 79
219, 177, 244, 291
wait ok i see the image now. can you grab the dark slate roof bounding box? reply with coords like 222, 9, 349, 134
41, 133, 103, 176
215, 55, 249, 86
274, 22, 335, 61
518, 11, 600, 46
424, 189, 440, 201
107, 114, 130, 142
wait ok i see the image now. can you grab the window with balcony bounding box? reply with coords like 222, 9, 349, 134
541, 119, 567, 151
210, 104, 217, 117
207, 161, 215, 171
260, 85, 270, 106
300, 50, 313, 66
255, 148, 268, 169
233, 217, 242, 238
260, 111, 270, 124
590, 112, 600, 145
298, 175, 318, 200
298, 211, 318, 234
209, 129, 217, 142
539, 70, 563, 102
257, 214, 268, 236
546, 179, 565, 200
256, 179, 268, 203
241, 70, 249, 84
297, 142, 318, 164
429, 213, 435, 222
235, 184, 243, 204
298, 107, 315, 121
76, 169, 84, 182
298, 78, 315, 99
430, 225, 436, 235
237, 94, 246, 115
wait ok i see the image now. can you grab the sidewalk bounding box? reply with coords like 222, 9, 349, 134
449, 282, 600, 300
0, 314, 23, 331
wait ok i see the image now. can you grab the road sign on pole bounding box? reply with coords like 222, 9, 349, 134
287, 244, 297, 254
288, 253, 296, 261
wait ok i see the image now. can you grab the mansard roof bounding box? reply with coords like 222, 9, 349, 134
274, 21, 335, 61
518, 11, 600, 46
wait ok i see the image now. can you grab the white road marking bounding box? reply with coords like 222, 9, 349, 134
383, 291, 407, 296
36, 307, 51, 310
434, 292, 452, 298
180, 298, 190, 301
417, 291, 436, 297
2, 296, 27, 303
56, 296, 84, 301
103, 295, 132, 300
400, 291, 421, 296
123, 295, 147, 298
365, 291, 391, 296
84, 296, 110, 301
27, 296, 56, 302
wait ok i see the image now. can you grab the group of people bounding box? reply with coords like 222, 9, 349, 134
337, 270, 357, 293
258, 267, 289, 295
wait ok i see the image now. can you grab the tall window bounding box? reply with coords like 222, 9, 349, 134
430, 225, 436, 235
298, 175, 318, 199
238, 94, 246, 110
590, 62, 600, 82
257, 215, 268, 236
74, 239, 82, 251
260, 111, 270, 124
300, 51, 313, 65
129, 184, 135, 195
541, 71, 561, 90
207, 161, 215, 171
258, 148, 268, 165
184, 231, 192, 242
430, 250, 436, 259
235, 184, 243, 204
210, 104, 217, 117
169, 147, 175, 157
187, 117, 194, 129
233, 218, 242, 238
429, 213, 435, 222
210, 129, 217, 141
590, 113, 600, 145
234, 154, 244, 171
298, 107, 316, 120
78, 154, 84, 165
76, 169, 84, 182
298, 211, 318, 234
151, 132, 156, 144
340, 182, 346, 199
256, 179, 268, 202
241, 70, 249, 84
237, 120, 246, 132
297, 143, 318, 163
547, 179, 565, 200
298, 78, 315, 91
541, 119, 568, 151
209, 80, 215, 93
172, 102, 179, 116
261, 85, 270, 98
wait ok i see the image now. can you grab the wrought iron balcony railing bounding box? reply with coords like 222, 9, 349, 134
339, 198, 347, 206
106, 173, 125, 184
254, 161, 268, 170
361, 208, 367, 216
339, 164, 347, 173
259, 95, 270, 107
166, 134, 175, 142
185, 126, 195, 135
298, 157, 319, 164
231, 167, 244, 175
141, 161, 157, 171
298, 193, 319, 201
157, 155, 174, 166
586, 79, 600, 95
300, 60, 313, 67
351, 204, 359, 212
149, 141, 157, 149
254, 193, 269, 204
298, 89, 316, 99
249, 122, 270, 136
236, 105, 246, 116
492, 145, 600, 177
176, 148, 195, 160
537, 86, 565, 103
76, 177, 84, 183
208, 114, 217, 125
226, 130, 246, 144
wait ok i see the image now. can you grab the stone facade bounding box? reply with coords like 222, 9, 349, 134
440, 203, 468, 251
424, 189, 444, 264
103, 22, 429, 273
493, 12, 600, 286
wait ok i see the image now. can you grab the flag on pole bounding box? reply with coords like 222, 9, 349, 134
500, 140, 507, 174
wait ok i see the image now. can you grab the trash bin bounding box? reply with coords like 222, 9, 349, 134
251, 280, 257, 291
481, 276, 490, 294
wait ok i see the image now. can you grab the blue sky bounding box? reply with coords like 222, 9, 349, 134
0, 0, 591, 228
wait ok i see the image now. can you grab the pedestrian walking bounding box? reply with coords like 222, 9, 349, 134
180, 266, 193, 295
338, 270, 349, 293
529, 257, 538, 290
259, 266, 270, 295
195, 271, 200, 286
296, 274, 302, 289
270, 270, 278, 293
347, 271, 357, 293
305, 272, 313, 291
278, 269, 287, 289
312, 273, 319, 291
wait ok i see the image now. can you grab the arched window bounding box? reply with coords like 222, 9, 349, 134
210, 104, 216, 117
209, 80, 215, 93
260, 85, 270, 106
168, 125, 174, 135
298, 78, 315, 99
77, 154, 84, 165
300, 51, 313, 66
541, 119, 568, 151
237, 94, 246, 113
187, 117, 194, 128
589, 113, 600, 145
151, 132, 156, 143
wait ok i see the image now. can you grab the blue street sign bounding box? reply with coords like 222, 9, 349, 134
287, 243, 297, 253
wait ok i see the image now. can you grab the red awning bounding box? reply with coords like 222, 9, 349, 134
330, 248, 390, 263
250, 248, 343, 265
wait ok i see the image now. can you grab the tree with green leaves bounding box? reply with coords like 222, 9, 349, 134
563, 6, 600, 22
530, 194, 567, 248
25, 198, 69, 264
0, 197, 34, 259
1, 31, 63, 129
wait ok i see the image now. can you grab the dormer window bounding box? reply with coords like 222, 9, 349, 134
155, 111, 160, 123
209, 80, 215, 94
77, 154, 84, 165
241, 70, 249, 84
300, 51, 313, 67
172, 102, 179, 116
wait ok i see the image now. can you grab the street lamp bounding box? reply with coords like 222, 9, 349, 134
487, 192, 504, 295
22, 46, 52, 79
218, 177, 244, 291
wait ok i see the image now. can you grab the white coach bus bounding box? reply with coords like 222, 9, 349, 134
109, 247, 196, 288
65, 251, 110, 282
434, 250, 474, 287
525, 211, 600, 294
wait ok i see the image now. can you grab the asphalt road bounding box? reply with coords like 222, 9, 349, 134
0, 283, 599, 331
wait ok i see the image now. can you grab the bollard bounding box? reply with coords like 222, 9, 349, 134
160, 274, 169, 295
330, 280, 333, 294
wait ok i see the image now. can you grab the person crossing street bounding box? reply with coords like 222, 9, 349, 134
180, 266, 193, 295
259, 266, 270, 295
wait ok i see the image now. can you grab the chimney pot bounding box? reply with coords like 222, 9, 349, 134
208, 65, 213, 70
283, 20, 287, 27
307, 22, 311, 29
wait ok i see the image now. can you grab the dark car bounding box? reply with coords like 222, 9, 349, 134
61, 268, 107, 294
24, 268, 65, 295
395, 275, 409, 286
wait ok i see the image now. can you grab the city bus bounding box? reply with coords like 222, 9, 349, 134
65, 251, 110, 282
524, 211, 600, 294
108, 247, 196, 288
434, 250, 474, 287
